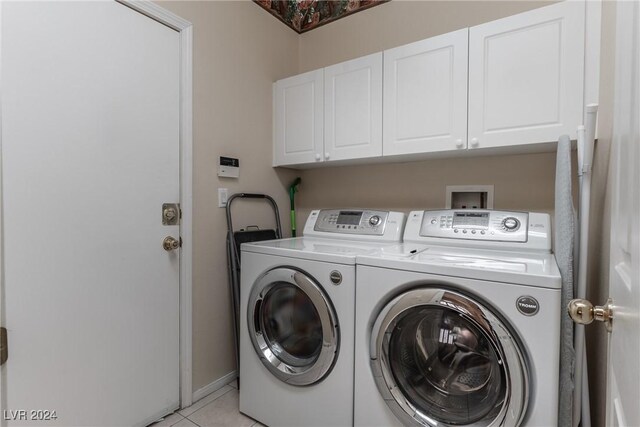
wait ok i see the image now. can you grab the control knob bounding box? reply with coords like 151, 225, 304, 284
502, 217, 520, 231
369, 215, 381, 226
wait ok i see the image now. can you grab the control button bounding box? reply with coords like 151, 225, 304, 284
462, 229, 467, 234
471, 230, 476, 234
481, 230, 486, 235
502, 217, 520, 231
369, 215, 381, 226
454, 229, 459, 233
431, 219, 437, 224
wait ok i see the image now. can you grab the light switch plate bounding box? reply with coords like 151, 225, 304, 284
218, 188, 228, 208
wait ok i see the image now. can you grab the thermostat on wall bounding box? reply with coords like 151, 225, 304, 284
218, 156, 239, 178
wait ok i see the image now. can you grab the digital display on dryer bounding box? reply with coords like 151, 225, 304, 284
337, 211, 362, 225
453, 212, 489, 227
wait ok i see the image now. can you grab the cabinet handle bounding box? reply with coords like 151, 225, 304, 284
315, 153, 321, 161
470, 138, 479, 148
455, 139, 464, 149
325, 152, 330, 160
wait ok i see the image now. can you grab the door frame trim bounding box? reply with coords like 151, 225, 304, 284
115, 0, 194, 409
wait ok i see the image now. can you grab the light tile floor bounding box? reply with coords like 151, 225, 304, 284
150, 379, 265, 427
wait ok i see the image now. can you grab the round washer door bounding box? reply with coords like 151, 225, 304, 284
371, 288, 529, 427
248, 267, 339, 386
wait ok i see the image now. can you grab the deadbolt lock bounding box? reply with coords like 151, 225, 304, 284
163, 203, 180, 226
568, 298, 613, 332
163, 236, 181, 251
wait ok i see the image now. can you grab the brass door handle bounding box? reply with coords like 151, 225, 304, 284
568, 298, 613, 332
163, 236, 181, 251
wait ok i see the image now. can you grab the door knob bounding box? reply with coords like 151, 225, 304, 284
455, 139, 464, 149
568, 298, 613, 332
470, 138, 479, 148
315, 153, 321, 161
163, 236, 181, 251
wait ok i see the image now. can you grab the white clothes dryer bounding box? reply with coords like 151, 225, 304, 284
239, 209, 406, 427
354, 210, 562, 427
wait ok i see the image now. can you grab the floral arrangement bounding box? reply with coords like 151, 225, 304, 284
255, 0, 389, 33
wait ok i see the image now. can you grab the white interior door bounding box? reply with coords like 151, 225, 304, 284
606, 0, 640, 425
1, 2, 181, 426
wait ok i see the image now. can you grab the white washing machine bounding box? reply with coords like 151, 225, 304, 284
354, 209, 562, 427
239, 209, 406, 427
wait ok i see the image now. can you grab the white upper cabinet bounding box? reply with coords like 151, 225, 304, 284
273, 1, 596, 168
273, 69, 324, 166
324, 52, 383, 161
468, 1, 585, 149
383, 28, 469, 156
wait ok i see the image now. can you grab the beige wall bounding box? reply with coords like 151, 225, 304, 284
295, 152, 570, 228
158, 1, 298, 393
298, 1, 555, 72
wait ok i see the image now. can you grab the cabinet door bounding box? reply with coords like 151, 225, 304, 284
273, 69, 324, 166
383, 29, 469, 156
324, 52, 382, 161
468, 1, 585, 149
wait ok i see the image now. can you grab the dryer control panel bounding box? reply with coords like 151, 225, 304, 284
304, 209, 406, 243
405, 210, 551, 252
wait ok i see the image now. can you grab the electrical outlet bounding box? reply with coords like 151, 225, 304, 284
218, 188, 228, 208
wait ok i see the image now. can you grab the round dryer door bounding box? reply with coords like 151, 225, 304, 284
248, 267, 339, 386
371, 288, 528, 427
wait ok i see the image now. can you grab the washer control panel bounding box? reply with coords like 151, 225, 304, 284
303, 209, 406, 243
313, 209, 389, 236
420, 210, 529, 242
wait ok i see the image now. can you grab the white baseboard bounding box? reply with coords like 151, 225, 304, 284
192, 370, 238, 403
